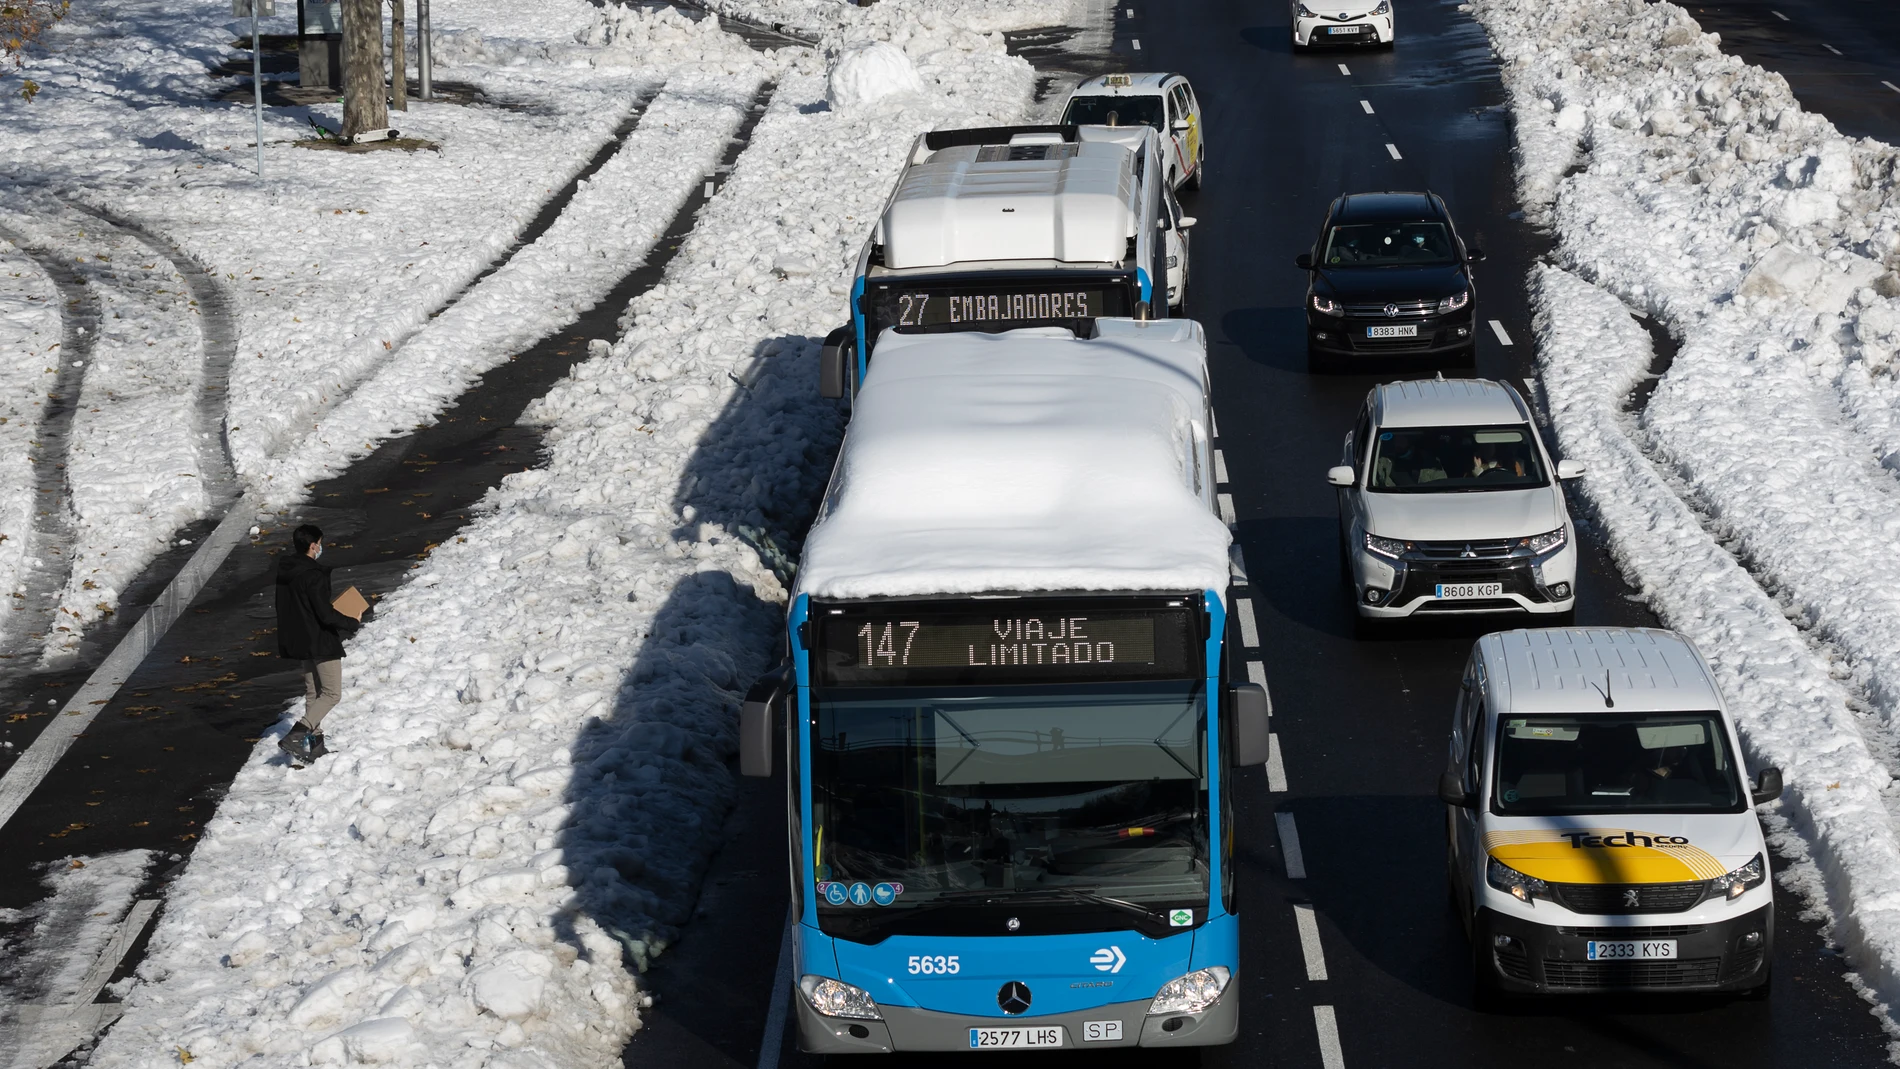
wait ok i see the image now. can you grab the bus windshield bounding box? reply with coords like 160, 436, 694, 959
812, 680, 1209, 928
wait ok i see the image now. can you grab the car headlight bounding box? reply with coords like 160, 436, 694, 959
1148, 966, 1231, 1015
1296, 3, 1318, 16
1436, 290, 1470, 315
1519, 526, 1567, 555
1364, 532, 1408, 559
800, 975, 882, 1020
1311, 293, 1344, 317
1373, 0, 1390, 13
1710, 853, 1766, 901
1486, 857, 1548, 906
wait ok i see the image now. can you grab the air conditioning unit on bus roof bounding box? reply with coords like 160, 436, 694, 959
880, 138, 1138, 270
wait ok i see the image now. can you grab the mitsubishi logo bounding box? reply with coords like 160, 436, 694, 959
998, 981, 1033, 1015
1090, 946, 1128, 974
1622, 888, 1641, 909
1384, 303, 1399, 318
1460, 543, 1477, 558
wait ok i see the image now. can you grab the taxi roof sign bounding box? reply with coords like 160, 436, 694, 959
1103, 74, 1133, 87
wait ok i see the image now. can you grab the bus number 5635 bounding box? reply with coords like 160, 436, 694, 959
908, 955, 961, 975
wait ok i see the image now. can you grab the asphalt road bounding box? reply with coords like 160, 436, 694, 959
629, 3, 1898, 1067
1684, 0, 1900, 144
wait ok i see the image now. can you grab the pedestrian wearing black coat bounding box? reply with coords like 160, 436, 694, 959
275, 524, 363, 762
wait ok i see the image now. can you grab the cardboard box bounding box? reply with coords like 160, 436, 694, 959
332, 585, 369, 621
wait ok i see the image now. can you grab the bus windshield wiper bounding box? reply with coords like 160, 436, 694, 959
931, 885, 1165, 926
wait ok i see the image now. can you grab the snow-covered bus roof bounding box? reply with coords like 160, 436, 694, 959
875, 125, 1153, 271
797, 319, 1231, 602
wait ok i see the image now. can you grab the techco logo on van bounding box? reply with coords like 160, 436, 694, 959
1560, 831, 1691, 849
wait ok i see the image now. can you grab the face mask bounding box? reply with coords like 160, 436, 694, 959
312, 545, 323, 560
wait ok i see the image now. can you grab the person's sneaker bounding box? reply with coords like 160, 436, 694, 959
278, 726, 312, 764
306, 732, 330, 760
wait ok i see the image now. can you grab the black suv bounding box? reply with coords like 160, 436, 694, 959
1297, 191, 1483, 366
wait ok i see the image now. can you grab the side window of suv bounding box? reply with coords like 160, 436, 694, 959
1351, 405, 1372, 468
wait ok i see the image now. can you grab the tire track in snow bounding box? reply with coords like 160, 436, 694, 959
0, 221, 95, 667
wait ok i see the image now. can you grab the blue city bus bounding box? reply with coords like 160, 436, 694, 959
817, 124, 1191, 401
743, 322, 1266, 1053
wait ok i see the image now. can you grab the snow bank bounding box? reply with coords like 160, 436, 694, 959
1473, 0, 1900, 1038
828, 41, 923, 109
0, 237, 61, 645
89, 4, 1062, 1066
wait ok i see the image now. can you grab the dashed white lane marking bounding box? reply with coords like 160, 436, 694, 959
1359, 99, 1374, 114
1133, 38, 1142, 49
1126, 6, 1134, 15
1886, 81, 1900, 94
1211, 407, 1221, 437
1337, 63, 1352, 75
756, 909, 794, 1069
1215, 448, 1229, 485
1385, 143, 1402, 160
1489, 319, 1514, 346
1276, 811, 1307, 878
1823, 42, 1842, 54
1315, 1006, 1347, 1069
1236, 597, 1260, 648
703, 180, 715, 197
1246, 660, 1267, 690
1294, 904, 1330, 980
1772, 9, 1789, 20
1219, 492, 1237, 526
1265, 733, 1289, 792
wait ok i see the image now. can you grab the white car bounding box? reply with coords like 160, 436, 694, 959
1327, 377, 1583, 623
1292, 0, 1394, 49
1443, 628, 1780, 1004
1060, 72, 1206, 191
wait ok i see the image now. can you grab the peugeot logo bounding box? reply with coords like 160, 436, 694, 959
1384, 303, 1399, 318
1460, 543, 1477, 558
998, 981, 1033, 1015
1622, 888, 1641, 909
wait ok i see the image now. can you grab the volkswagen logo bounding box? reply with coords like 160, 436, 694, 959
1384, 303, 1399, 318
997, 981, 1033, 1015
1006, 916, 1021, 932
1622, 888, 1641, 909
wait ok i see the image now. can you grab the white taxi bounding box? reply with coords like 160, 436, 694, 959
1060, 72, 1205, 191
1442, 628, 1781, 1005
1292, 0, 1395, 50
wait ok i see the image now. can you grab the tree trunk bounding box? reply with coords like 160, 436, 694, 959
389, 0, 407, 112
340, 0, 388, 139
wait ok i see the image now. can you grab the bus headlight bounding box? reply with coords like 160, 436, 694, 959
800, 975, 883, 1020
1486, 857, 1548, 906
1148, 966, 1231, 1015
1711, 853, 1766, 901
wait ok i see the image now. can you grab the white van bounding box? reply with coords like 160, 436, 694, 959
820, 124, 1193, 398
1442, 628, 1782, 1004
1059, 73, 1206, 191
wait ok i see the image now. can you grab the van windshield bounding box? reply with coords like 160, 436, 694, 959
1491, 713, 1747, 815
1062, 95, 1166, 131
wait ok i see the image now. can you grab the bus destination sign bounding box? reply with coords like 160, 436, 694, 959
865, 281, 1131, 336
817, 607, 1194, 686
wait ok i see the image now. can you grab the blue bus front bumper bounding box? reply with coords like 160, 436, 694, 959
795, 981, 1239, 1053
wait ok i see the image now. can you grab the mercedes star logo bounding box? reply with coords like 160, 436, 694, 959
998, 981, 1033, 1015
1622, 888, 1641, 909
1384, 302, 1399, 318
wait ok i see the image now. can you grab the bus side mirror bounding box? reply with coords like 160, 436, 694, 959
1438, 768, 1475, 808
1295, 252, 1313, 270
740, 665, 791, 778
1752, 766, 1783, 806
819, 326, 852, 400
1227, 682, 1270, 767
